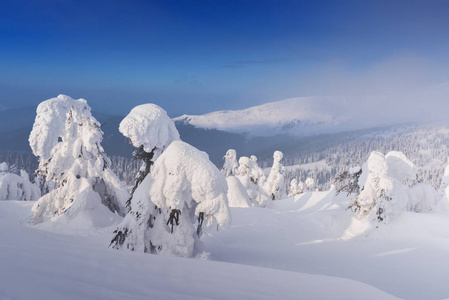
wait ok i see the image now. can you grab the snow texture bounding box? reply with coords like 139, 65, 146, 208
226, 176, 251, 208
119, 104, 180, 157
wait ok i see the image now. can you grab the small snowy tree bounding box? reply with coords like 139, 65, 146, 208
0, 162, 8, 176
118, 104, 180, 209
29, 95, 129, 224
0, 165, 40, 201
348, 151, 416, 223
265, 151, 286, 200
236, 156, 269, 206
222, 149, 239, 177
305, 177, 316, 192
288, 178, 299, 197
334, 166, 362, 196
111, 141, 230, 257
249, 155, 266, 187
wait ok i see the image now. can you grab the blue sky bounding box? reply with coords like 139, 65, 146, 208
1, 0, 449, 117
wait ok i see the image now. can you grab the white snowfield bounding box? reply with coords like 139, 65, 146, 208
7, 189, 449, 299
173, 96, 350, 136
0, 200, 400, 300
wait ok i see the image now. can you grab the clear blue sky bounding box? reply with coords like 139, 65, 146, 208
1, 0, 449, 116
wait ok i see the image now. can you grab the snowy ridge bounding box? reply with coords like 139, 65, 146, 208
174, 96, 350, 136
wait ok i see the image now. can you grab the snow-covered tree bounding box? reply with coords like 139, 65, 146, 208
0, 164, 40, 201
288, 178, 300, 197
236, 156, 269, 206
305, 177, 316, 192
118, 104, 180, 209
29, 95, 129, 224
249, 155, 266, 186
111, 141, 230, 257
334, 166, 362, 196
226, 176, 251, 207
265, 151, 286, 200
0, 162, 8, 176
348, 151, 416, 223
222, 149, 239, 177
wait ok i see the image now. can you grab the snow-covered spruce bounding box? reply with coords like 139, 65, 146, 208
111, 141, 230, 257
29, 95, 129, 224
0, 163, 40, 201
305, 177, 316, 192
236, 156, 269, 207
265, 151, 287, 200
118, 104, 180, 208
348, 151, 433, 223
288, 178, 300, 197
222, 149, 239, 177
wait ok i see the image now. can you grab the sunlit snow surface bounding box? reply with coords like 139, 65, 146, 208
6, 190, 449, 299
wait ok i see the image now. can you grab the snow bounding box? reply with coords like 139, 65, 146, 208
226, 176, 251, 208
0, 173, 40, 201
119, 104, 180, 155
0, 200, 400, 300
174, 96, 348, 136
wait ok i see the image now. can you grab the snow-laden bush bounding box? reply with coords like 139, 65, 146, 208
0, 164, 40, 201
0, 162, 8, 176
29, 95, 129, 224
236, 156, 269, 206
349, 151, 420, 223
288, 178, 300, 197
265, 151, 286, 200
119, 104, 180, 209
249, 155, 266, 186
222, 149, 239, 177
111, 141, 230, 257
305, 177, 316, 192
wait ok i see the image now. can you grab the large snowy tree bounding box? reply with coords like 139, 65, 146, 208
29, 95, 129, 224
118, 103, 180, 209
348, 151, 419, 223
111, 141, 230, 257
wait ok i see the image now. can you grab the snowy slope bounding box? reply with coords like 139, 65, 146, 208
0, 201, 398, 300
174, 96, 351, 136
204, 191, 449, 300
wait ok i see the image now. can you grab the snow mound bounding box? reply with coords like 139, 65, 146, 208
226, 176, 251, 208
119, 104, 180, 155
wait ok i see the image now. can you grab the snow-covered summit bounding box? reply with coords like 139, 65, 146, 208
174, 96, 350, 136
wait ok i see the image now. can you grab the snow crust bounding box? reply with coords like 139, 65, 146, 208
119, 104, 180, 155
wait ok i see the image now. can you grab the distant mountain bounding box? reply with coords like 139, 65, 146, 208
174, 96, 353, 137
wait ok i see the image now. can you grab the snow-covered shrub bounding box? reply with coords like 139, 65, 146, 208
119, 104, 180, 208
236, 156, 269, 206
349, 151, 418, 223
305, 177, 315, 192
0, 162, 8, 176
334, 166, 362, 196
288, 178, 299, 197
249, 155, 266, 187
29, 95, 129, 224
222, 149, 239, 177
265, 151, 286, 200
0, 168, 40, 201
111, 141, 230, 257
407, 183, 438, 213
